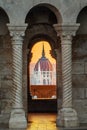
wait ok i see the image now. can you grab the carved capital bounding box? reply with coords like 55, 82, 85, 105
7, 24, 28, 44
53, 23, 80, 45
53, 23, 80, 37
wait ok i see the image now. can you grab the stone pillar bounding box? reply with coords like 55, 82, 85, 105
54, 24, 80, 127
7, 24, 27, 128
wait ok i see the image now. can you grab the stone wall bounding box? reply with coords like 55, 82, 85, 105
0, 0, 86, 24
72, 36, 87, 123
0, 35, 12, 114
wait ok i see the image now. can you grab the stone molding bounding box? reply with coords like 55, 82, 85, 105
7, 24, 27, 44
53, 23, 80, 37
26, 24, 58, 49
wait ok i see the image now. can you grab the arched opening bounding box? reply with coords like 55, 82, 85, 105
72, 6, 87, 124
76, 6, 87, 35
0, 7, 9, 35
25, 4, 58, 26
27, 35, 58, 113
24, 4, 62, 120
30, 41, 56, 99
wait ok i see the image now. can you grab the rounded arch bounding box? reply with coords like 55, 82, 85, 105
24, 3, 61, 54
29, 34, 57, 60
0, 7, 10, 23
31, 40, 55, 65
0, 6, 10, 23
75, 5, 87, 23
0, 7, 10, 35
25, 3, 62, 24
25, 24, 58, 51
76, 6, 87, 34
42, 3, 62, 23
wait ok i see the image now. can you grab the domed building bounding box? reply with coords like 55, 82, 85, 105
31, 45, 55, 85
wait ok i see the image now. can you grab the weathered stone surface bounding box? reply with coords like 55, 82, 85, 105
72, 74, 87, 88
9, 109, 27, 129
85, 62, 87, 74
73, 100, 87, 123
72, 88, 85, 99
1, 79, 12, 89
86, 88, 87, 98
57, 108, 79, 127
0, 88, 11, 99
72, 62, 84, 74
1, 99, 12, 113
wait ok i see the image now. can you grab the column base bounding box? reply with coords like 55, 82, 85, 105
9, 109, 27, 128
56, 108, 79, 127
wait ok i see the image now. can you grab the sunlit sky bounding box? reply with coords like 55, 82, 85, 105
31, 41, 56, 63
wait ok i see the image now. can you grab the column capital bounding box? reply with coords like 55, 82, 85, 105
53, 23, 80, 37
7, 24, 28, 43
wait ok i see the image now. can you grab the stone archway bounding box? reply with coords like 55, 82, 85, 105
24, 3, 61, 127
26, 33, 58, 113
24, 21, 59, 105
7, 3, 80, 129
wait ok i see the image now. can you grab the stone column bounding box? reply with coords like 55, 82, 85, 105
7, 24, 27, 128
54, 24, 80, 127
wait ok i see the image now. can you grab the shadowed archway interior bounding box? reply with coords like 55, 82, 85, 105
25, 4, 59, 113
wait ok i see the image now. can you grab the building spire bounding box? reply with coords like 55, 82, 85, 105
42, 43, 45, 57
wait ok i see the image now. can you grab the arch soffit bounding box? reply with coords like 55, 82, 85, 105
0, 6, 10, 23
25, 3, 61, 51
28, 35, 56, 50
25, 3, 62, 24
75, 5, 87, 23
1, 2, 87, 25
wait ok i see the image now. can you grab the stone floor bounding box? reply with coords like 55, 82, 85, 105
27, 113, 58, 130
27, 113, 87, 130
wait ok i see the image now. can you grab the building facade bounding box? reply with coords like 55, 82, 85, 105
30, 45, 56, 85
0, 0, 87, 129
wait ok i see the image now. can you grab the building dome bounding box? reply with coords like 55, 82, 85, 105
34, 56, 53, 71
34, 45, 53, 71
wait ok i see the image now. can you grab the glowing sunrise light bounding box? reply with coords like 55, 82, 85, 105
31, 41, 56, 63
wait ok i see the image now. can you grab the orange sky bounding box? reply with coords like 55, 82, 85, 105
31, 41, 56, 63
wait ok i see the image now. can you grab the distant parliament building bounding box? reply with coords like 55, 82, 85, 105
30, 45, 56, 85
30, 45, 56, 99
